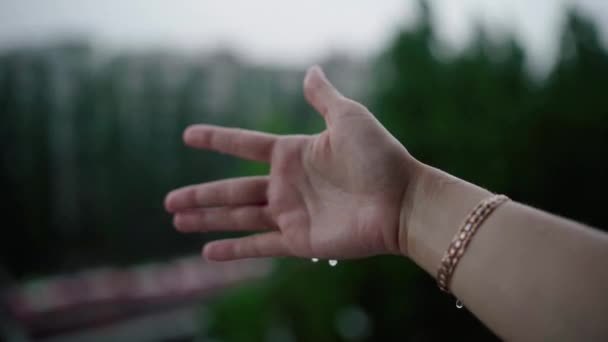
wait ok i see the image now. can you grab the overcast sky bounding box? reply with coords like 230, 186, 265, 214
1, 0, 607, 73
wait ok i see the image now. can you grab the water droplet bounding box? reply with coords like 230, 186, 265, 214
328, 259, 338, 267
311, 258, 319, 263
456, 299, 463, 309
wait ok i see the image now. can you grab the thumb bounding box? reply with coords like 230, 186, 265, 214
303, 65, 345, 124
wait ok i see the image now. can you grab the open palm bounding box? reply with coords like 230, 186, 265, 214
165, 66, 419, 261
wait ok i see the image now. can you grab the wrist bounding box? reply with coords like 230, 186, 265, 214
396, 159, 427, 257
398, 163, 492, 275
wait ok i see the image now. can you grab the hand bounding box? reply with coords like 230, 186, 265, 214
164, 66, 422, 261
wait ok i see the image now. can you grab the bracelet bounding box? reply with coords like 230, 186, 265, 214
437, 194, 510, 293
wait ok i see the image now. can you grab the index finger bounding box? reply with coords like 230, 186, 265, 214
183, 124, 278, 162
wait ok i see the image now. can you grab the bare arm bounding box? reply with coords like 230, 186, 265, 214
165, 66, 608, 341
404, 166, 608, 341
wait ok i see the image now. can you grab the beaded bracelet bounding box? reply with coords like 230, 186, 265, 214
437, 194, 510, 293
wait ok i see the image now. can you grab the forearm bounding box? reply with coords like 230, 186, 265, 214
401, 164, 608, 340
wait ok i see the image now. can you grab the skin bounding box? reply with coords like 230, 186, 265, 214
165, 66, 608, 340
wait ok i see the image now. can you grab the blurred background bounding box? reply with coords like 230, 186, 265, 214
1, 0, 608, 340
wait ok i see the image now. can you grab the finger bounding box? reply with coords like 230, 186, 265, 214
183, 124, 278, 162
303, 65, 346, 122
173, 206, 276, 233
203, 232, 288, 261
165, 176, 268, 212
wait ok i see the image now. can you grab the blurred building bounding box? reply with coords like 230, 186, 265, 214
1, 256, 272, 341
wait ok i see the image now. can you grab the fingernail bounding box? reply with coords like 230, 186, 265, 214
309, 64, 324, 77
164, 193, 174, 212
173, 214, 182, 228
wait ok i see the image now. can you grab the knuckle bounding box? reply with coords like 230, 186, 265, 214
188, 187, 199, 206
336, 99, 367, 117
198, 128, 211, 146
225, 182, 236, 203
234, 206, 251, 224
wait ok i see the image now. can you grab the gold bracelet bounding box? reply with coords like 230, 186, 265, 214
437, 194, 510, 293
